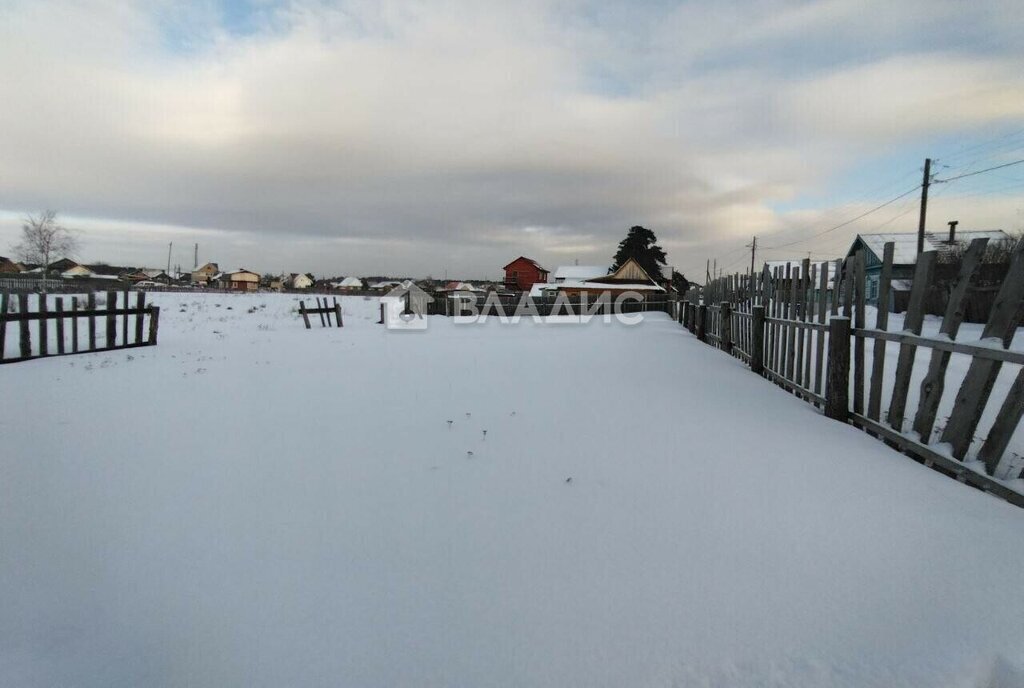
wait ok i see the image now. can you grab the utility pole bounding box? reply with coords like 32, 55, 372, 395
916, 157, 931, 256
194, 243, 198, 269
747, 236, 757, 276
167, 242, 173, 275
705, 259, 710, 285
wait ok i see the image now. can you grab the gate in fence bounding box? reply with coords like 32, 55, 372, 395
0, 289, 160, 364
682, 239, 1024, 506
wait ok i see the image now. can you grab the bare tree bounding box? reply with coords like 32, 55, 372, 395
13, 211, 79, 288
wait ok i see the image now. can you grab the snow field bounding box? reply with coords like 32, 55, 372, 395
2, 292, 1024, 687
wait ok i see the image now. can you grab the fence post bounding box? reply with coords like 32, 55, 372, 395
697, 304, 707, 342
147, 306, 160, 345
825, 316, 851, 422
720, 301, 732, 354
751, 305, 765, 374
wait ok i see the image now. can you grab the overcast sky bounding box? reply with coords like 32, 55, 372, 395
1, 0, 1022, 280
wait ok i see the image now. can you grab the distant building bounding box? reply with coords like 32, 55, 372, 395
0, 256, 24, 273
192, 262, 220, 286
286, 273, 314, 289
219, 268, 260, 291
531, 257, 665, 297
553, 265, 607, 282
503, 256, 549, 291
334, 276, 364, 290
845, 230, 1012, 307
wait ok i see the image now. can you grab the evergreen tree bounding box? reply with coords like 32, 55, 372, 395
611, 226, 667, 280
671, 271, 690, 294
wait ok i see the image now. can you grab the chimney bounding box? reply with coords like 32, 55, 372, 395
947, 220, 958, 244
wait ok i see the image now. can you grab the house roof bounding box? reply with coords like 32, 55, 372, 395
223, 268, 259, 277
850, 230, 1012, 265
338, 276, 363, 287
503, 256, 548, 272
530, 280, 664, 296
553, 265, 608, 280
585, 257, 659, 286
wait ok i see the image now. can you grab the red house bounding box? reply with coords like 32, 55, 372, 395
503, 256, 549, 291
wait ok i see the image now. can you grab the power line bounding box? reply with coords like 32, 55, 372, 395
934, 158, 1024, 184
761, 183, 922, 250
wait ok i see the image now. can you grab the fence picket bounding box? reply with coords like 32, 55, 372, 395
912, 238, 989, 442
940, 240, 1024, 460
867, 242, 895, 421
0, 290, 7, 361
887, 252, 937, 432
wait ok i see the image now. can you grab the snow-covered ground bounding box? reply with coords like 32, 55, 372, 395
3, 292, 1024, 687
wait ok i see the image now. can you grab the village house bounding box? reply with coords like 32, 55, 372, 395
191, 262, 219, 286
286, 273, 314, 289
531, 257, 665, 298
503, 256, 549, 291
0, 256, 24, 273
845, 229, 1012, 310
218, 268, 260, 291
332, 276, 364, 290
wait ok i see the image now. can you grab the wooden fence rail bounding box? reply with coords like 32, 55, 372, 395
0, 290, 160, 364
682, 238, 1024, 506
299, 297, 343, 329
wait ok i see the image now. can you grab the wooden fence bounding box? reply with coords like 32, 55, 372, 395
299, 297, 343, 329
682, 238, 1024, 506
0, 290, 160, 364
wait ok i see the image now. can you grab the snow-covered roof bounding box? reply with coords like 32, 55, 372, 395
553, 265, 608, 281
529, 280, 665, 296
339, 277, 363, 287
852, 230, 1011, 265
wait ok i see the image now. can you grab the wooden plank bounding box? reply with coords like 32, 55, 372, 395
912, 238, 989, 442
0, 290, 7, 361
751, 305, 765, 374
941, 239, 1024, 460
795, 259, 808, 386
18, 294, 30, 358
842, 257, 853, 318
980, 366, 1024, 478
853, 249, 866, 415
814, 262, 828, 395
38, 295, 48, 356
867, 242, 894, 421
786, 265, 798, 380
831, 259, 841, 316
334, 298, 343, 328
122, 288, 129, 346
135, 292, 146, 344
720, 301, 732, 354
148, 306, 160, 344
886, 251, 937, 432
55, 298, 65, 355
87, 292, 97, 350
854, 328, 1024, 365
71, 297, 79, 353
106, 290, 117, 348
299, 301, 311, 329
767, 267, 778, 372
317, 297, 327, 327
801, 259, 813, 391
825, 317, 851, 422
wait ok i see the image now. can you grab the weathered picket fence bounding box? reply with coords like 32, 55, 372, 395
0, 289, 160, 364
682, 239, 1024, 505
299, 297, 343, 329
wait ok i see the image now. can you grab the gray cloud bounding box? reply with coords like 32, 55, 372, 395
0, 0, 1022, 279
